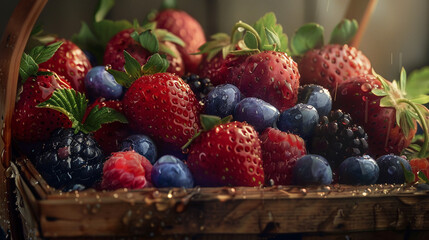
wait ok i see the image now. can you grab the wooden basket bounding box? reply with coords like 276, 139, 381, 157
1, 0, 429, 239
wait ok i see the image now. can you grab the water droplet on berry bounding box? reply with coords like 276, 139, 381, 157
105, 64, 112, 71
361, 83, 372, 92
295, 114, 302, 120
341, 88, 348, 95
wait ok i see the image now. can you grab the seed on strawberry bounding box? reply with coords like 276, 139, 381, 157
260, 128, 306, 186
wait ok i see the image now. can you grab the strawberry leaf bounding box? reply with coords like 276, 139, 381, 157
19, 53, 39, 82
123, 50, 142, 80
264, 27, 281, 51
94, 0, 115, 22
37, 89, 87, 131
372, 89, 387, 97
252, 12, 289, 53
329, 19, 358, 45
200, 114, 222, 131
410, 95, 429, 105
137, 30, 159, 54
28, 41, 63, 64
155, 29, 185, 47
159, 42, 178, 58
72, 21, 99, 51
107, 69, 133, 88
406, 66, 429, 99
93, 19, 133, 46
82, 106, 128, 133
244, 31, 258, 50
400, 161, 415, 183
400, 67, 407, 95
418, 171, 429, 183
291, 23, 324, 56
142, 53, 169, 74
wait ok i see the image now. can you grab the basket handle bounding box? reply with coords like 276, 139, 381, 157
0, 0, 48, 169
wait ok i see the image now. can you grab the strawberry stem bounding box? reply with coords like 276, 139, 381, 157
231, 21, 262, 50
397, 98, 429, 158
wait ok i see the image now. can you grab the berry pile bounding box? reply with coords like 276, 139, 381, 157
11, 4, 429, 192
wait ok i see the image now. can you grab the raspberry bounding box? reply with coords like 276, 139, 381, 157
409, 158, 429, 181
101, 151, 153, 190
260, 128, 306, 185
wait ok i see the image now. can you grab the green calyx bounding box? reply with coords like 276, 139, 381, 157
19, 41, 63, 82
130, 28, 185, 58
196, 12, 289, 61
181, 114, 233, 151
107, 51, 169, 88
291, 19, 358, 56
37, 89, 128, 134
372, 68, 429, 159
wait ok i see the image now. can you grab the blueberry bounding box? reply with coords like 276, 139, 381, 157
292, 154, 333, 185
376, 154, 411, 184
277, 103, 319, 141
338, 155, 379, 185
120, 135, 157, 164
233, 97, 280, 132
204, 84, 241, 118
298, 84, 332, 117
84, 66, 124, 102
151, 155, 194, 188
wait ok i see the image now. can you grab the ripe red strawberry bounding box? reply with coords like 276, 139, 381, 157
101, 151, 153, 190
333, 73, 417, 158
409, 158, 429, 181
85, 98, 131, 154
12, 69, 72, 142
103, 29, 184, 76
298, 44, 371, 95
122, 72, 201, 148
39, 38, 91, 92
260, 128, 306, 186
227, 51, 300, 111
186, 117, 264, 187
154, 9, 206, 73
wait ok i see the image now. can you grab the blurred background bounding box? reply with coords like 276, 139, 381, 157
1, 0, 429, 80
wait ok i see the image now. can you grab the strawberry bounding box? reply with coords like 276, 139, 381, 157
227, 51, 300, 111
333, 70, 427, 158
409, 158, 429, 182
103, 28, 185, 76
290, 19, 371, 96
85, 98, 131, 155
13, 42, 73, 142
108, 52, 201, 148
185, 115, 264, 187
298, 44, 371, 93
260, 128, 306, 186
154, 9, 206, 73
39, 38, 91, 92
197, 14, 298, 111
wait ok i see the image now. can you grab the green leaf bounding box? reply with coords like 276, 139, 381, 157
141, 22, 157, 31
107, 68, 134, 88
93, 19, 133, 47
244, 31, 258, 49
82, 106, 128, 133
372, 89, 387, 96
30, 24, 43, 37
28, 41, 63, 64
264, 27, 281, 50
406, 66, 429, 99
138, 30, 159, 54
123, 50, 142, 80
418, 171, 429, 183
291, 23, 324, 55
94, 0, 115, 22
155, 29, 185, 47
36, 89, 88, 131
400, 161, 415, 183
159, 43, 178, 58
329, 19, 358, 45
252, 12, 289, 53
142, 53, 169, 75
379, 96, 393, 107
410, 95, 429, 104
19, 53, 39, 82
71, 21, 98, 51
161, 0, 177, 10
229, 49, 260, 56
200, 114, 222, 131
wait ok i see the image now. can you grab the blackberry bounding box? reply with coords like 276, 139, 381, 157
310, 109, 369, 169
33, 128, 105, 191
182, 74, 214, 100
